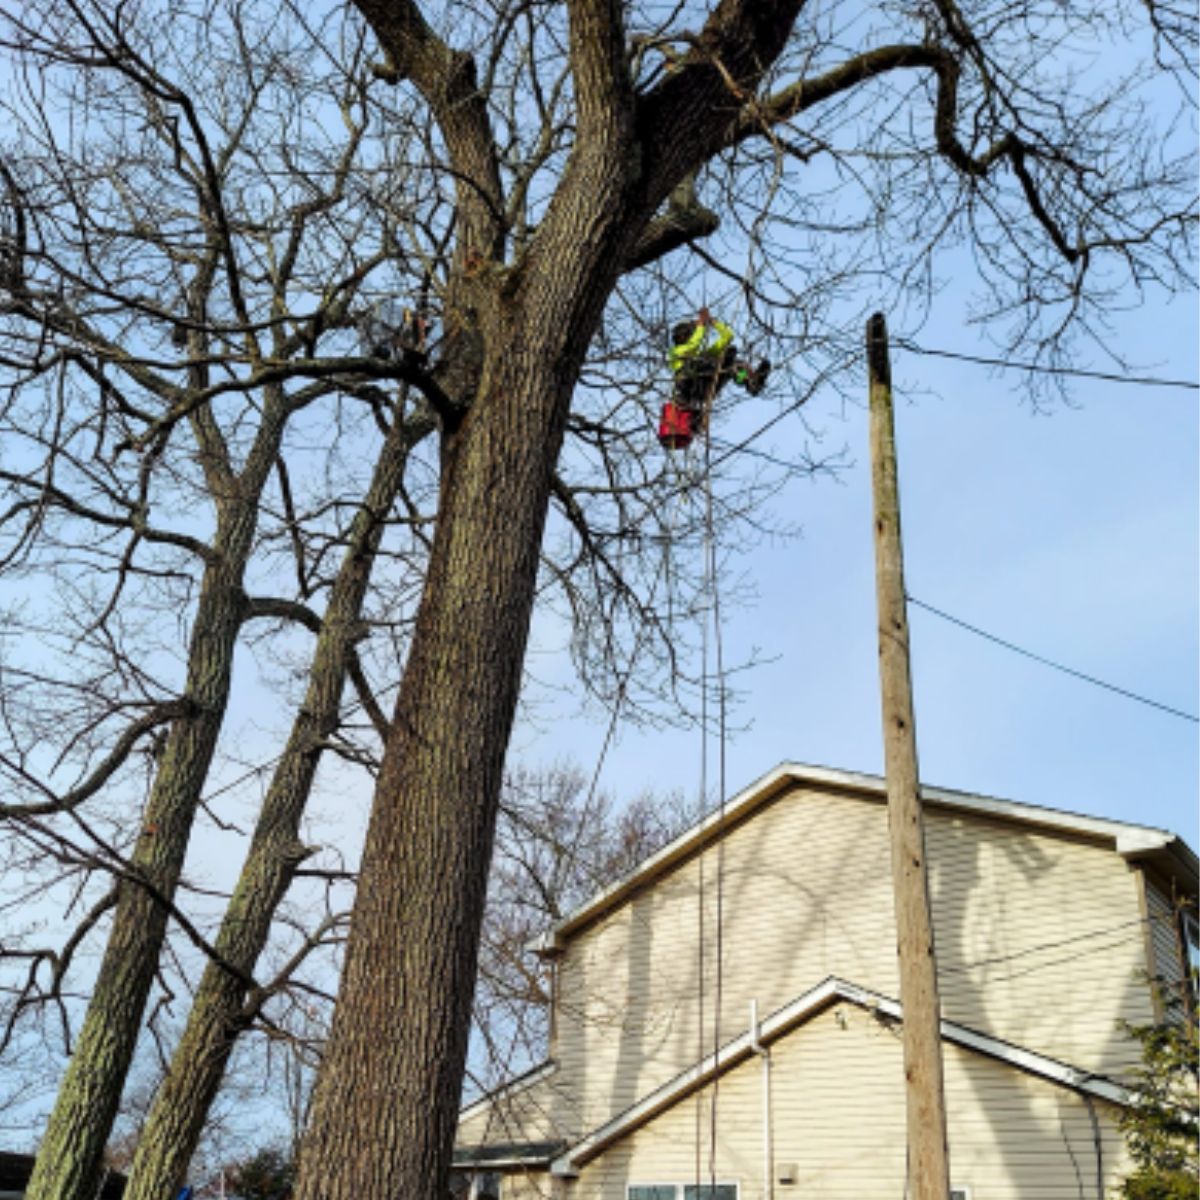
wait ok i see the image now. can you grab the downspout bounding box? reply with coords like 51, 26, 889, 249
749, 1000, 773, 1200
1079, 1083, 1104, 1200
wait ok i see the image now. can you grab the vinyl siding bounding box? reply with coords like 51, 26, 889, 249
499, 1172, 556, 1200
457, 1070, 578, 1146
551, 783, 1151, 1138
1144, 877, 1185, 1016
567, 1005, 1131, 1200
925, 809, 1154, 1078
553, 786, 897, 1134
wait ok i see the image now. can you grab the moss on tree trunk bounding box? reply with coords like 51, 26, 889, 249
123, 411, 426, 1200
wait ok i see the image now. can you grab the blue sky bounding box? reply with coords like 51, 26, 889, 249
1, 0, 1194, 1160
514, 287, 1199, 848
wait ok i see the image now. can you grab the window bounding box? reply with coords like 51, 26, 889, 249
628, 1185, 738, 1200
469, 1172, 501, 1200
950, 1188, 973, 1200
1182, 909, 1200, 1013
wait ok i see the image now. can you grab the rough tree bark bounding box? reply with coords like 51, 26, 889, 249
292, 348, 607, 1198
123, 402, 432, 1200
292, 3, 801, 1196
25, 395, 289, 1200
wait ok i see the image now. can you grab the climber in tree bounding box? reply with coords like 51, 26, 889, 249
658, 307, 770, 450
671, 307, 770, 412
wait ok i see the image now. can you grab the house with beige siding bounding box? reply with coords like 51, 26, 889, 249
454, 763, 1198, 1200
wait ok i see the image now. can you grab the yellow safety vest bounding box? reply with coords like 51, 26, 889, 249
668, 319, 733, 374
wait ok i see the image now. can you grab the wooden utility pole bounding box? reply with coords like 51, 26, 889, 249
867, 312, 951, 1200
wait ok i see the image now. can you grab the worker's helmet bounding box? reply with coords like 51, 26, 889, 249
672, 320, 698, 346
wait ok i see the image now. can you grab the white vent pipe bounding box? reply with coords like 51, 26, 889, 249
749, 1000, 773, 1200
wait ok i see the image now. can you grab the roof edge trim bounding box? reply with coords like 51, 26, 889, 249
458, 1060, 557, 1125
550, 977, 1131, 1176
534, 762, 1190, 955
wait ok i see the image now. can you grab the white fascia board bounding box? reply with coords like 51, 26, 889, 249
530, 763, 797, 955
774, 763, 1177, 853
551, 978, 844, 1174
458, 1060, 557, 1125
551, 977, 1131, 1176
827, 985, 1133, 1108
532, 762, 1188, 957
918, 789, 1172, 853
454, 1155, 554, 1170
938, 1021, 1131, 1107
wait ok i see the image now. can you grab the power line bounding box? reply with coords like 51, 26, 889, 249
907, 595, 1199, 724
940, 914, 1159, 976
896, 340, 1200, 391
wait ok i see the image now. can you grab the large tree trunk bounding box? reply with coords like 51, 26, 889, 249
292, 360, 563, 1199
27, 413, 286, 1200
123, 410, 427, 1200
291, 85, 649, 1179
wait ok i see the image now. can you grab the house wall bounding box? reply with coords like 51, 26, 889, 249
496, 1172, 557, 1200
567, 1005, 1131, 1200
549, 783, 1153, 1137
457, 1068, 577, 1147
1143, 874, 1186, 1017
924, 805, 1155, 1075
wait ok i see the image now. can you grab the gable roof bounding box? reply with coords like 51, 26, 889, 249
550, 976, 1133, 1177
533, 762, 1197, 956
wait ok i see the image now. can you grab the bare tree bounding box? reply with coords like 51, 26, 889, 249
90, 758, 683, 1194
121, 398, 427, 1200
0, 4, 436, 1196
283, 1, 1194, 1196
0, 0, 1191, 1196
0, 4, 729, 1192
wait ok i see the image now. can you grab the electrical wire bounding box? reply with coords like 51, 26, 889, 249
906, 595, 1199, 724
895, 340, 1200, 391
939, 913, 1169, 976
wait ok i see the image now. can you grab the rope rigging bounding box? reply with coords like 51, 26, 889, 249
680, 341, 733, 1200
655, 277, 746, 1200
703, 401, 730, 1198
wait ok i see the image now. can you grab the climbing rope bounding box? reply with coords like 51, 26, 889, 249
704, 395, 729, 1198
689, 356, 732, 1200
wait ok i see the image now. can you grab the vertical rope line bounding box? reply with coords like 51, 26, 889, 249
689, 318, 736, 1200
704, 393, 728, 1197
696, 319, 711, 1200
694, 427, 708, 1198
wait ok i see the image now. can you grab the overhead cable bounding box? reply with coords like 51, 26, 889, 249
907, 595, 1199, 724
896, 340, 1200, 391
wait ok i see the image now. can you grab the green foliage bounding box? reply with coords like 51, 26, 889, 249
226, 1147, 295, 1200
1117, 975, 1198, 1199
